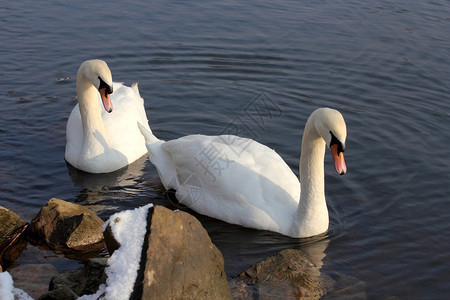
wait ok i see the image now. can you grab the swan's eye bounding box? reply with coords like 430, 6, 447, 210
98, 76, 113, 94
330, 131, 345, 153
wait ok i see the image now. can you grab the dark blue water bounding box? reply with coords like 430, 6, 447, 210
1, 0, 449, 298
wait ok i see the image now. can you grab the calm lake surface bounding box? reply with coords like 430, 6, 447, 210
1, 0, 449, 298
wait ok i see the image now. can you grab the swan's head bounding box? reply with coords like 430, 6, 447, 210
313, 108, 347, 175
78, 59, 114, 113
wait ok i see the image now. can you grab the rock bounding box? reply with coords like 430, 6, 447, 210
1, 238, 27, 267
37, 257, 108, 300
103, 219, 121, 255
230, 249, 326, 299
9, 263, 59, 299
323, 271, 367, 299
0, 206, 28, 266
27, 198, 105, 252
133, 205, 231, 300
37, 287, 79, 300
0, 206, 27, 244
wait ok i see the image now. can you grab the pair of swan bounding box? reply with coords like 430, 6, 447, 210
65, 59, 347, 238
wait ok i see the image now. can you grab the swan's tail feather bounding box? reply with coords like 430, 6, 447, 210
131, 83, 145, 104
131, 82, 140, 95
137, 122, 159, 144
137, 122, 179, 191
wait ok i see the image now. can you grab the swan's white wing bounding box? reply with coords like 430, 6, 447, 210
102, 83, 149, 162
65, 105, 83, 164
162, 134, 300, 232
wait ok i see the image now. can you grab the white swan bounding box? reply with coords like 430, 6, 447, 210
65, 59, 151, 173
138, 107, 347, 238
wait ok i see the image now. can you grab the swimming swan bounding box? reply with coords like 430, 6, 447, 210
138, 107, 347, 238
65, 59, 150, 173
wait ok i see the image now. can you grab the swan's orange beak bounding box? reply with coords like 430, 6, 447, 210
331, 144, 347, 175
99, 88, 113, 113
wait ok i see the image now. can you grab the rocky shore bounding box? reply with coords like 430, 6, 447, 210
0, 199, 366, 299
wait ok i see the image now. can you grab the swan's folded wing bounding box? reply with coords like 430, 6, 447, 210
162, 134, 300, 231
65, 105, 83, 164
101, 82, 149, 161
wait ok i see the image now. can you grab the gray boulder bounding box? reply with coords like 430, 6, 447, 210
9, 263, 59, 299
0, 206, 27, 265
133, 205, 231, 300
321, 271, 367, 299
27, 198, 105, 252
230, 249, 326, 299
103, 218, 121, 255
37, 257, 108, 300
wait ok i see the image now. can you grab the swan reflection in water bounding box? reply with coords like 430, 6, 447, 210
66, 155, 163, 217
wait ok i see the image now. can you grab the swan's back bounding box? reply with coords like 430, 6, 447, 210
103, 83, 148, 159
162, 134, 300, 232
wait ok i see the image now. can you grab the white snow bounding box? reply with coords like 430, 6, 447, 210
0, 272, 13, 300
80, 203, 153, 300
0, 271, 33, 300
13, 287, 34, 300
78, 284, 106, 300
1, 204, 153, 300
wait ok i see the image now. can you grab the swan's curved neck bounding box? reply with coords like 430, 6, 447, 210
293, 116, 328, 237
76, 74, 108, 151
